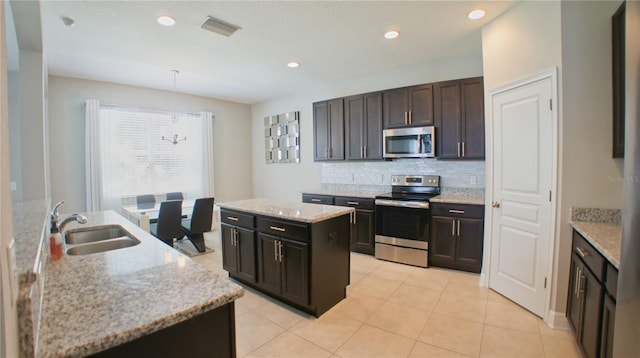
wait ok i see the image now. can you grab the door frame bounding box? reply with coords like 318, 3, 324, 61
480, 67, 560, 325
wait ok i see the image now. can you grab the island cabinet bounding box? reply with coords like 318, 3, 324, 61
344, 92, 383, 160
220, 206, 351, 317
429, 203, 484, 273
313, 98, 344, 161
567, 230, 618, 358
434, 77, 485, 159
383, 84, 434, 128
221, 210, 257, 283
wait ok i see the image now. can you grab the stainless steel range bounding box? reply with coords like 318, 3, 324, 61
375, 175, 440, 267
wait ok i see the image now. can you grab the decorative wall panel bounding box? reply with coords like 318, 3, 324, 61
264, 111, 300, 164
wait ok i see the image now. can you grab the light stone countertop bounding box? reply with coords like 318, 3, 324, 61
430, 193, 485, 206
569, 220, 622, 269
37, 210, 243, 358
218, 198, 355, 223
300, 188, 387, 199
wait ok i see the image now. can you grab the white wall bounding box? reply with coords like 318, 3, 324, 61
251, 57, 484, 202
48, 76, 253, 213
558, 0, 624, 313
482, 0, 624, 323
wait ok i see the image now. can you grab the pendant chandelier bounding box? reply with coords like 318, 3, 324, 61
162, 69, 187, 145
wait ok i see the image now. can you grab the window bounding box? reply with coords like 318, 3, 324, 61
86, 100, 214, 211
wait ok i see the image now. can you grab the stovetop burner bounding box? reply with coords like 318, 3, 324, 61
376, 175, 441, 202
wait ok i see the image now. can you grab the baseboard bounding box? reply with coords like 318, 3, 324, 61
479, 271, 489, 287
545, 310, 571, 330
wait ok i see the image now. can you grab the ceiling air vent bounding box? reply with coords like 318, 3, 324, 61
200, 16, 241, 37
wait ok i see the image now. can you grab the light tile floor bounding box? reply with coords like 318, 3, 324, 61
192, 230, 581, 358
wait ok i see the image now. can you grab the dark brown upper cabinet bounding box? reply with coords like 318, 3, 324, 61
435, 77, 485, 160
383, 84, 434, 128
313, 98, 344, 161
344, 92, 383, 160
612, 1, 625, 158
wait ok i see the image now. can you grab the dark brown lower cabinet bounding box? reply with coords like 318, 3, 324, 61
566, 230, 617, 358
257, 232, 309, 307
90, 302, 236, 358
222, 208, 351, 317
429, 203, 484, 273
222, 224, 256, 283
303, 194, 376, 255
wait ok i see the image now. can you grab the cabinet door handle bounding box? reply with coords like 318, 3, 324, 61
278, 241, 283, 262
232, 228, 236, 246
452, 220, 456, 236
578, 268, 586, 298
575, 247, 589, 258
462, 142, 466, 157
448, 209, 465, 214
409, 111, 413, 124
227, 216, 239, 221
457, 220, 460, 236
457, 142, 461, 157
270, 226, 286, 232
347, 201, 360, 205
574, 266, 579, 297
364, 146, 367, 158
274, 240, 279, 261
311, 198, 322, 202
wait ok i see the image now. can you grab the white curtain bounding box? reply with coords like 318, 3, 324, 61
85, 99, 103, 211
201, 112, 215, 198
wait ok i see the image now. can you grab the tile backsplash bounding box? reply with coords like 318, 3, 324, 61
322, 159, 485, 189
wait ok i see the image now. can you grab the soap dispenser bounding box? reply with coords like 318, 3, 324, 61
49, 224, 63, 260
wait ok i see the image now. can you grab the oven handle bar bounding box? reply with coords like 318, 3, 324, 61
375, 199, 430, 209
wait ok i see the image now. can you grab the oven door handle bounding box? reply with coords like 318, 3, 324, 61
375, 199, 430, 209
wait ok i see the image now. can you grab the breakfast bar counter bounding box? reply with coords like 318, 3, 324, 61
36, 210, 243, 358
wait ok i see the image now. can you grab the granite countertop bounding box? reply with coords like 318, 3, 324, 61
570, 220, 622, 269
430, 193, 485, 206
301, 188, 387, 199
37, 210, 244, 358
218, 198, 355, 223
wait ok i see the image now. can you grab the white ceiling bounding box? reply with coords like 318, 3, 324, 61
39, 1, 516, 105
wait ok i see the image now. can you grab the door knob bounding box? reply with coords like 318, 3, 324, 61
492, 201, 500, 208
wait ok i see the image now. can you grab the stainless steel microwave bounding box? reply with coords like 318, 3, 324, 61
382, 126, 435, 158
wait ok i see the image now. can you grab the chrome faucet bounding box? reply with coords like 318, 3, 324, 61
50, 200, 88, 232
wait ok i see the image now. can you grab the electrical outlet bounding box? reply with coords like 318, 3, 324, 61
470, 176, 477, 185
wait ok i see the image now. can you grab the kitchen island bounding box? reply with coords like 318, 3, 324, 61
36, 210, 243, 358
217, 198, 354, 317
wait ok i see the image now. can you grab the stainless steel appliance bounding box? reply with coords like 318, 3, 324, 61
375, 175, 440, 267
382, 126, 435, 159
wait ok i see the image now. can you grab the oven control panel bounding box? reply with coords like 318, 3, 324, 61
391, 175, 440, 187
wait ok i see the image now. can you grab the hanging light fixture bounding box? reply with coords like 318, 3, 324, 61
162, 70, 187, 145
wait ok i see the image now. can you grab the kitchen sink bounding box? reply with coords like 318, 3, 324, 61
64, 224, 141, 255
65, 225, 133, 244
66, 237, 140, 256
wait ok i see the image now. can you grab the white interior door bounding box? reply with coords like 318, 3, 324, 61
489, 76, 554, 317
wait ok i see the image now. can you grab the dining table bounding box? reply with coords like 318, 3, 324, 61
121, 199, 196, 232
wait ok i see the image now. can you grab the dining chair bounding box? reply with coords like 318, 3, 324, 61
150, 200, 184, 247
136, 194, 156, 209
181, 197, 215, 252
166, 192, 184, 200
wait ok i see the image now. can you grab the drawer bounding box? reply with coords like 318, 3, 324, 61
605, 263, 618, 300
572, 230, 605, 283
302, 194, 334, 205
221, 210, 255, 229
334, 196, 375, 210
257, 217, 309, 242
430, 203, 484, 219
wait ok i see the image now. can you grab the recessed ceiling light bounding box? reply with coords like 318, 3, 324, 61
287, 61, 300, 68
468, 9, 485, 20
157, 15, 176, 26
384, 30, 399, 39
